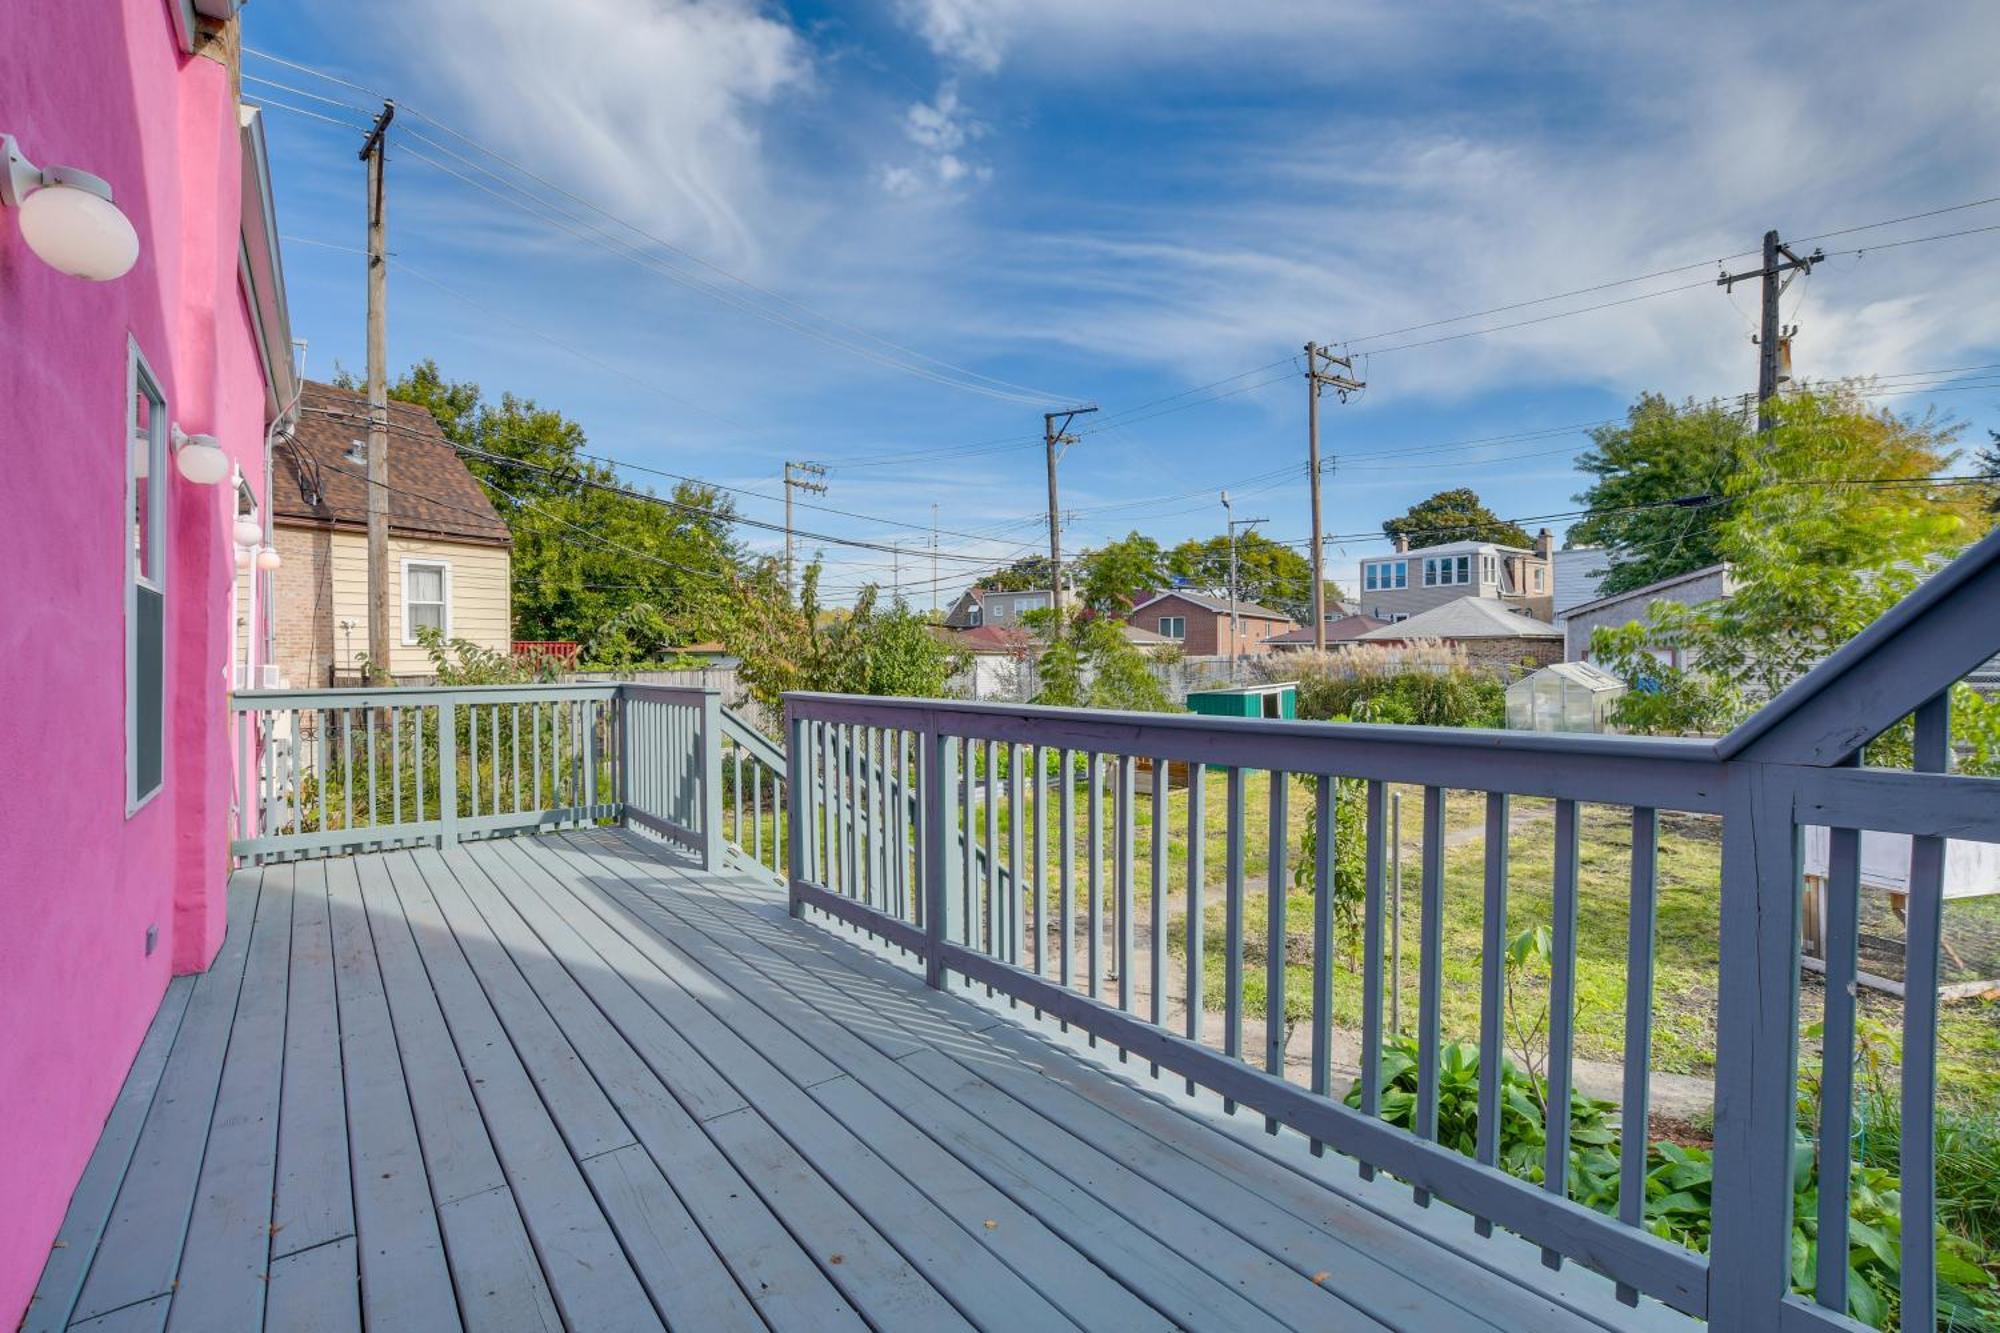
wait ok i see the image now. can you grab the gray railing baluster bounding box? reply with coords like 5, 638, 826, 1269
1149, 757, 1168, 1077
922, 729, 960, 990
1059, 749, 1074, 1001
1618, 806, 1661, 1306
986, 742, 1001, 958
342, 707, 354, 834
1223, 765, 1246, 1113
1265, 769, 1289, 1132
1117, 755, 1136, 1026
1309, 774, 1335, 1154
1414, 785, 1445, 1204
1009, 743, 1025, 969
1186, 762, 1207, 1095
1543, 797, 1581, 1269
1901, 692, 1951, 1332
1475, 791, 1510, 1233
1032, 744, 1046, 980
1359, 779, 1386, 1177
1088, 752, 1104, 1012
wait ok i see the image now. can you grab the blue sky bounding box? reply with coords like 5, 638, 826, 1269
243, 0, 2000, 609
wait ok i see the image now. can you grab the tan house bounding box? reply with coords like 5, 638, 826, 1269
1355, 529, 1556, 623
269, 382, 512, 684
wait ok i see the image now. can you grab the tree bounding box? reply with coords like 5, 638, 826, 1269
1165, 530, 1326, 620
1020, 609, 1173, 712
975, 555, 1059, 593
383, 359, 746, 654
1569, 395, 1754, 596
1382, 488, 1533, 551
1592, 387, 1992, 744
734, 566, 967, 716
1979, 430, 2000, 513
1076, 531, 1165, 615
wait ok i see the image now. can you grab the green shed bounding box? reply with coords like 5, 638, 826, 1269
1185, 681, 1298, 720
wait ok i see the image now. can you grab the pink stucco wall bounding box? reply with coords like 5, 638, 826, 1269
0, 1, 271, 1323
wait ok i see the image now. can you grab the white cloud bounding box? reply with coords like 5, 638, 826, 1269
878, 80, 991, 196
377, 0, 810, 267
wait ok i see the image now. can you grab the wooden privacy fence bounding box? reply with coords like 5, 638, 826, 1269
778, 524, 2000, 1333
231, 682, 724, 868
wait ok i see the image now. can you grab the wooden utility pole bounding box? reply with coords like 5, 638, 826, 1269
360, 99, 395, 684
931, 504, 939, 617
1221, 490, 1267, 683
1303, 343, 1363, 651
1043, 405, 1098, 616
1718, 229, 1821, 430
782, 461, 827, 596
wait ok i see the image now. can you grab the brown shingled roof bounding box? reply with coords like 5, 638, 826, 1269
275, 381, 511, 546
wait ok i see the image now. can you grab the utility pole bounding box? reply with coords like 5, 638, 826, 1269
360, 99, 394, 684
1717, 229, 1822, 430
1304, 342, 1364, 651
930, 504, 939, 617
1043, 405, 1098, 616
1220, 490, 1267, 683
782, 461, 827, 596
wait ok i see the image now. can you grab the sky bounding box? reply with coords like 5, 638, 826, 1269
243, 0, 2000, 611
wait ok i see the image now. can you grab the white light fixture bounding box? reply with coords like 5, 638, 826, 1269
233, 515, 264, 547
235, 544, 253, 570
2, 134, 139, 281
169, 425, 228, 485
255, 545, 282, 571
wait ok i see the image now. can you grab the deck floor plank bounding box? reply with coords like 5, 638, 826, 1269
270, 861, 355, 1261
68, 873, 261, 1327
377, 852, 658, 1331
36, 826, 1689, 1333
550, 835, 1375, 1332
166, 866, 297, 1331
476, 839, 1078, 1333
21, 977, 194, 1333
324, 856, 461, 1332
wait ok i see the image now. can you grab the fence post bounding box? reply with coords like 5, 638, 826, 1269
921, 722, 960, 990
1706, 761, 1801, 1331
436, 695, 459, 847
786, 703, 808, 918
696, 691, 725, 870
615, 688, 630, 821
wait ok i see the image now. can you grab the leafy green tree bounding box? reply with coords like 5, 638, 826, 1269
975, 554, 1060, 592
1020, 610, 1173, 712
381, 360, 746, 652
1165, 530, 1325, 620
734, 567, 966, 715
1382, 487, 1532, 550
1592, 387, 1994, 749
1076, 531, 1165, 615
1979, 430, 2000, 513
1569, 394, 1754, 596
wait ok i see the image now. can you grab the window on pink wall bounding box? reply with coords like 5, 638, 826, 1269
127, 339, 167, 812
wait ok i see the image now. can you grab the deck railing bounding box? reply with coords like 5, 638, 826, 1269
782, 545, 2000, 1333
231, 682, 722, 866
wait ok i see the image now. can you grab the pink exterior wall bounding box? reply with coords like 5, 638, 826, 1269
0, 1, 272, 1323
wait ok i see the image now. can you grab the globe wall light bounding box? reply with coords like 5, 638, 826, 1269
255, 546, 282, 571
2, 134, 140, 281
170, 426, 229, 486
233, 515, 264, 547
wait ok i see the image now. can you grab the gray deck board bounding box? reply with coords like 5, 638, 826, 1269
69, 873, 260, 1326
271, 861, 354, 1260
166, 868, 295, 1331
324, 856, 461, 1331
36, 826, 1671, 1332
22, 976, 193, 1333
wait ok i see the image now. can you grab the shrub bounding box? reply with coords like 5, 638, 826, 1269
1282, 649, 1504, 728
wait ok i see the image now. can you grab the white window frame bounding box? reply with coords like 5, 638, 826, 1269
127, 338, 168, 815
1158, 615, 1186, 640
401, 558, 453, 644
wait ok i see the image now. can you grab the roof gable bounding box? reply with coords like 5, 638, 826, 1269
1359, 596, 1560, 640
1132, 589, 1293, 621
279, 382, 511, 546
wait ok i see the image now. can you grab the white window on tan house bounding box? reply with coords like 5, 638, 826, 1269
402, 559, 451, 643
1158, 615, 1186, 640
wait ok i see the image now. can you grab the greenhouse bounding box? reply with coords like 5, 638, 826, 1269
1504, 659, 1628, 733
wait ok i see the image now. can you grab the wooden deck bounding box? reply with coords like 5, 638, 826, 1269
26, 828, 1682, 1332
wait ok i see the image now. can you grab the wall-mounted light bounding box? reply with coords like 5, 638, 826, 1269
2, 134, 139, 281
170, 425, 228, 485
255, 546, 282, 571
233, 515, 264, 547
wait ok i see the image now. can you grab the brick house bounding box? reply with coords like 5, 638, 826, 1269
1128, 590, 1300, 657
1356, 595, 1563, 672
270, 382, 513, 684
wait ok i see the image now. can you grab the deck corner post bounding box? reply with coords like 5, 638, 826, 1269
921, 723, 959, 990
699, 690, 726, 871
785, 702, 808, 918
614, 686, 630, 821
436, 694, 460, 848
1707, 759, 1803, 1331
